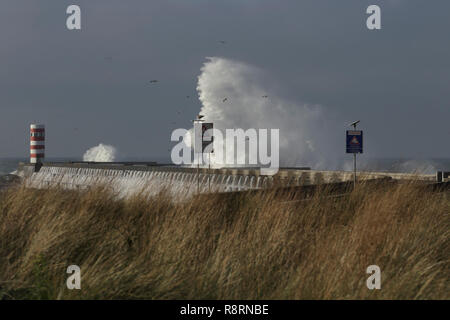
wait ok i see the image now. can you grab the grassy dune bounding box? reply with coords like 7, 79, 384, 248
0, 180, 448, 299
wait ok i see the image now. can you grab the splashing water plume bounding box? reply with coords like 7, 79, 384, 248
83, 144, 117, 162
190, 57, 341, 169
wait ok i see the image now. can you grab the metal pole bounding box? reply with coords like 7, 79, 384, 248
193, 116, 208, 194
208, 153, 211, 192
352, 123, 357, 188
193, 118, 202, 195
197, 154, 200, 194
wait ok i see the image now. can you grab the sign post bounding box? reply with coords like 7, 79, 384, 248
202, 123, 214, 192
193, 118, 203, 194
193, 118, 213, 194
346, 121, 363, 188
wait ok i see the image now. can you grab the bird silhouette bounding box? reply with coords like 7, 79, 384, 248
222, 98, 228, 102
219, 41, 226, 44
262, 95, 268, 98
149, 80, 158, 83
186, 95, 190, 98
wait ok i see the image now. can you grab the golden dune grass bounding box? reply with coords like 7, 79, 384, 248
0, 180, 448, 299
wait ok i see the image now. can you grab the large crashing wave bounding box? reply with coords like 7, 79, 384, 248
193, 57, 341, 169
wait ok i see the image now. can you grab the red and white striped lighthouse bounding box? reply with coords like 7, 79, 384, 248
30, 124, 45, 164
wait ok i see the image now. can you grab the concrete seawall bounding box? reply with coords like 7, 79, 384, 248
17, 161, 437, 188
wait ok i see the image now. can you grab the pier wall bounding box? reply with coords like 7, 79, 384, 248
17, 162, 437, 197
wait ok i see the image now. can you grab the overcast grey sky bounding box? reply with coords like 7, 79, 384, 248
0, 0, 449, 160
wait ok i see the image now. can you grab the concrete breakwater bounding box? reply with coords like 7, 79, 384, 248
16, 162, 439, 199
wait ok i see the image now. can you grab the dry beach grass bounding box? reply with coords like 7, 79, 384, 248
0, 180, 448, 299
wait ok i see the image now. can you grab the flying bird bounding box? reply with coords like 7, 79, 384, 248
222, 98, 228, 102
219, 41, 226, 44
192, 114, 205, 122
149, 80, 158, 83
262, 95, 268, 98
186, 95, 190, 98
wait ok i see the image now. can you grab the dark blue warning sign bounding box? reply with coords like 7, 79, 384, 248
346, 130, 363, 153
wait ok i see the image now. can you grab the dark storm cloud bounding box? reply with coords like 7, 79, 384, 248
0, 0, 449, 159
